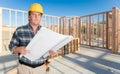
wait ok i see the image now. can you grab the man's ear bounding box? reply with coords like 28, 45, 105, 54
28, 16, 30, 21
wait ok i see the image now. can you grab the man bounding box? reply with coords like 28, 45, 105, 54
9, 3, 55, 74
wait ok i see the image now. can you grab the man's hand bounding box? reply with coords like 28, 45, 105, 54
49, 50, 56, 56
13, 46, 29, 55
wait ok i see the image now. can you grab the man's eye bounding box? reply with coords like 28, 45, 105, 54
32, 14, 35, 16
38, 14, 41, 17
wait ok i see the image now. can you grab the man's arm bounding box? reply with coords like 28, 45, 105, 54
9, 29, 28, 54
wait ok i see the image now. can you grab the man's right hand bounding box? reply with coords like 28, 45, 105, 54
13, 46, 29, 55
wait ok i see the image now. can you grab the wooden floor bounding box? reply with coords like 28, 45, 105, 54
0, 46, 120, 74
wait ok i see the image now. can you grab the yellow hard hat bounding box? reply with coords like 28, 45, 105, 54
28, 3, 43, 15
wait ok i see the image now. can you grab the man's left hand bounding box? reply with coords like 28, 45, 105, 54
49, 50, 56, 56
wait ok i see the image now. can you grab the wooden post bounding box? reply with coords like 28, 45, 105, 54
75, 38, 79, 51
73, 17, 77, 38
85, 18, 86, 45
86, 17, 89, 45
68, 18, 71, 35
66, 17, 69, 35
61, 47, 64, 56
59, 17, 63, 34
52, 17, 55, 32
78, 17, 81, 45
73, 39, 75, 52
70, 41, 73, 53
112, 7, 119, 53
74, 39, 76, 52
63, 17, 65, 35
66, 44, 69, 54
63, 17, 65, 34
106, 12, 109, 49
78, 17, 81, 51
68, 42, 70, 53
118, 10, 120, 51
68, 41, 72, 54
118, 9, 120, 50
91, 16, 94, 46
97, 15, 99, 47
102, 14, 105, 48
76, 38, 79, 51
107, 12, 113, 49
75, 38, 77, 51
80, 18, 83, 44
0, 7, 2, 53
89, 16, 91, 46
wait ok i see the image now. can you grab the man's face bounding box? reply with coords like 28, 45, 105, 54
29, 12, 42, 25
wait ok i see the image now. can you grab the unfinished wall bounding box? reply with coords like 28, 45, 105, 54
0, 7, 120, 54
